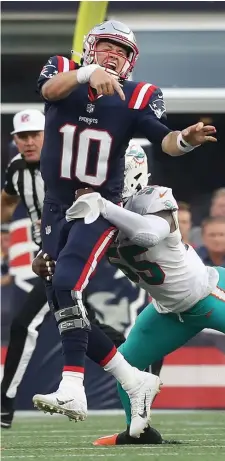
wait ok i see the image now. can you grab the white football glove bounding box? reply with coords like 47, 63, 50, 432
65, 192, 106, 224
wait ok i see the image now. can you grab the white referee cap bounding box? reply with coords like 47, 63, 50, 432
11, 109, 45, 135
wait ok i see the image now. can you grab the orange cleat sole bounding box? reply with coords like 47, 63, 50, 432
93, 433, 119, 446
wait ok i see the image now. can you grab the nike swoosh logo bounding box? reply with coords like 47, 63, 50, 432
138, 394, 147, 419
159, 190, 168, 198
56, 398, 74, 406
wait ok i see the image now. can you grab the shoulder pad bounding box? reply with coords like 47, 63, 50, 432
54, 55, 78, 73
137, 186, 178, 214
128, 82, 158, 110
40, 55, 78, 78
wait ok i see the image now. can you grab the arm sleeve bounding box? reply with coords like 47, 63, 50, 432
4, 162, 18, 196
102, 200, 170, 248
37, 55, 79, 95
136, 87, 172, 144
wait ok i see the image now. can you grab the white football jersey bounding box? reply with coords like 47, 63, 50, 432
108, 186, 219, 314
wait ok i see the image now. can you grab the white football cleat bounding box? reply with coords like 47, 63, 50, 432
127, 370, 162, 438
33, 384, 87, 422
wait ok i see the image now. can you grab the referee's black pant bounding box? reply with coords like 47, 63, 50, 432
1, 277, 163, 410
1, 278, 50, 406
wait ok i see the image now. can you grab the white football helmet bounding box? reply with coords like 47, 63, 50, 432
123, 142, 149, 199
81, 20, 139, 80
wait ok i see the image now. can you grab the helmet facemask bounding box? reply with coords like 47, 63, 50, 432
93, 40, 132, 80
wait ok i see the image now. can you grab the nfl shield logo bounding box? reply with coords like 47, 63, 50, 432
86, 104, 95, 113
21, 114, 30, 123
45, 225, 51, 235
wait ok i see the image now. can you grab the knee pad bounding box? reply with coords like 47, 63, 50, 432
55, 291, 91, 334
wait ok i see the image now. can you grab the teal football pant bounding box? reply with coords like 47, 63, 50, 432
118, 267, 225, 425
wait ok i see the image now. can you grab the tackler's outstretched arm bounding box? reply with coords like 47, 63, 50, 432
100, 200, 171, 248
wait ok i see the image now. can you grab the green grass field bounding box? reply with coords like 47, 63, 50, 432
1, 411, 225, 461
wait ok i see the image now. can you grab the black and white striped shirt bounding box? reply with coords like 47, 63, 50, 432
4, 154, 44, 246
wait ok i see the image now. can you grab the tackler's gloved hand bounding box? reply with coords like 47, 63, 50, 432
66, 192, 105, 224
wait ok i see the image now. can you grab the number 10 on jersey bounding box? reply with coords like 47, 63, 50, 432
60, 124, 112, 186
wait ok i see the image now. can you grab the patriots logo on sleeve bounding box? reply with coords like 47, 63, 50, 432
128, 84, 166, 119
149, 95, 166, 119
41, 63, 58, 78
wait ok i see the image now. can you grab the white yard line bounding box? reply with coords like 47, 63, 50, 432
0, 455, 121, 460
3, 447, 225, 452
5, 427, 225, 434
15, 409, 224, 417
3, 433, 225, 439
6, 428, 119, 432
2, 454, 224, 459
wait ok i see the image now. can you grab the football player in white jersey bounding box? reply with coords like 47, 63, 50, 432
71, 142, 225, 445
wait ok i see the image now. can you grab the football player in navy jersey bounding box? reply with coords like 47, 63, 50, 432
34, 20, 217, 425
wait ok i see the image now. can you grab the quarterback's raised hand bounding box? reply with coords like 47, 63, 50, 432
90, 68, 125, 101
182, 122, 217, 146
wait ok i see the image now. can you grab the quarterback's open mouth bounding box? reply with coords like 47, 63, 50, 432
104, 61, 117, 71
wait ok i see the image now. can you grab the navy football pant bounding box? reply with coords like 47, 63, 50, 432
41, 200, 116, 371
41, 201, 116, 296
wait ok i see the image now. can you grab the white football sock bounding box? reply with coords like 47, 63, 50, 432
59, 371, 84, 390
103, 351, 139, 391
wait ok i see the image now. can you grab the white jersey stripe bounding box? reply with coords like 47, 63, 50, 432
77, 228, 116, 292
6, 302, 50, 398
12, 171, 19, 194
23, 170, 39, 225
62, 57, 70, 72
133, 83, 152, 110
22, 170, 43, 245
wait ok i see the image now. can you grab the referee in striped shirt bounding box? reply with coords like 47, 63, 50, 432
2, 110, 45, 244
1, 109, 49, 428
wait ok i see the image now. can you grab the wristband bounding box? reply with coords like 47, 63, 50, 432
77, 64, 101, 84
177, 132, 195, 153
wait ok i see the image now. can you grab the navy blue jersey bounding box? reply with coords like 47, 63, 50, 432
37, 55, 171, 206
